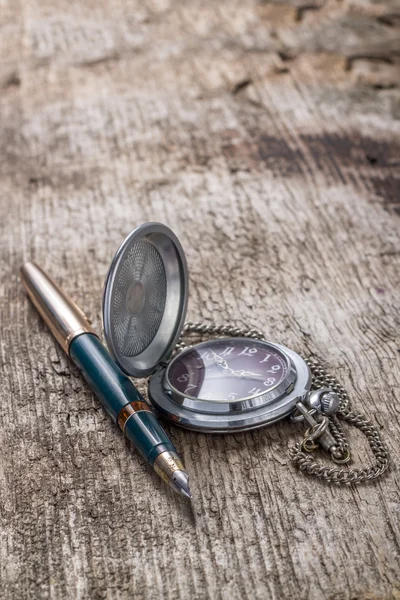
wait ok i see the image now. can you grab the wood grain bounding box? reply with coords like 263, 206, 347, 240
0, 1, 399, 599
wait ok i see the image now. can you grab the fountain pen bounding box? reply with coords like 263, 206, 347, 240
20, 262, 192, 499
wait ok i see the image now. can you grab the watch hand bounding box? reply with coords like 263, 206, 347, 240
231, 369, 263, 377
210, 350, 234, 373
209, 352, 262, 377
238, 370, 262, 377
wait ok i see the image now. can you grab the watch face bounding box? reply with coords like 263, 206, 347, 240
166, 338, 290, 402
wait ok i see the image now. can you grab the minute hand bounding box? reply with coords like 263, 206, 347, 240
230, 369, 263, 377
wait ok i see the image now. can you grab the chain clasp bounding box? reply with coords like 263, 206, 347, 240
294, 389, 351, 463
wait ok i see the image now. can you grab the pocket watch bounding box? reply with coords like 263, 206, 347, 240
102, 222, 389, 485
150, 336, 310, 433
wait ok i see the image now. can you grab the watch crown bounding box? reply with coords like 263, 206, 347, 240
321, 391, 341, 415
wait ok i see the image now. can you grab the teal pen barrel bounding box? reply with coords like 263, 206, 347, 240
69, 333, 143, 422
124, 412, 175, 465
69, 333, 175, 463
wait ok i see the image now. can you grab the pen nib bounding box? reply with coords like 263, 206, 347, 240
154, 451, 193, 499
172, 470, 193, 500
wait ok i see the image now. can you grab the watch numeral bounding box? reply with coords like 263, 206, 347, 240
220, 347, 234, 356
268, 365, 281, 372
264, 378, 276, 386
239, 347, 258, 356
184, 383, 196, 393
228, 392, 238, 400
259, 354, 271, 364
199, 351, 213, 361
248, 387, 262, 395
177, 373, 190, 383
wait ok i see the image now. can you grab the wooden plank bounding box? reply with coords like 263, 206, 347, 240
0, 1, 399, 598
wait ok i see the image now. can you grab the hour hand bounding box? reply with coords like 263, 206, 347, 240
210, 350, 231, 371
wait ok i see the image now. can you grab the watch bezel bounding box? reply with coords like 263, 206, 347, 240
148, 341, 311, 432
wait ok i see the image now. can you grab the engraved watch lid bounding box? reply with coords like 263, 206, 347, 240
102, 222, 188, 377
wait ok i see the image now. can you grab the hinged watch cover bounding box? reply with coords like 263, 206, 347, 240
102, 222, 188, 377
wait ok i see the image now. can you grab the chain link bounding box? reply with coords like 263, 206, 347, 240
179, 321, 390, 485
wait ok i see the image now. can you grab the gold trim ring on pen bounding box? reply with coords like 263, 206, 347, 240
117, 401, 152, 432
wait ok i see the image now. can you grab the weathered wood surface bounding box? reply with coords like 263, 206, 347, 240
1, 1, 399, 598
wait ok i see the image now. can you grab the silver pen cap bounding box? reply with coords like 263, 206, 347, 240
20, 262, 95, 354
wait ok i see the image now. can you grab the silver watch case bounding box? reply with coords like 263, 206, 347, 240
102, 222, 311, 432
149, 341, 311, 432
